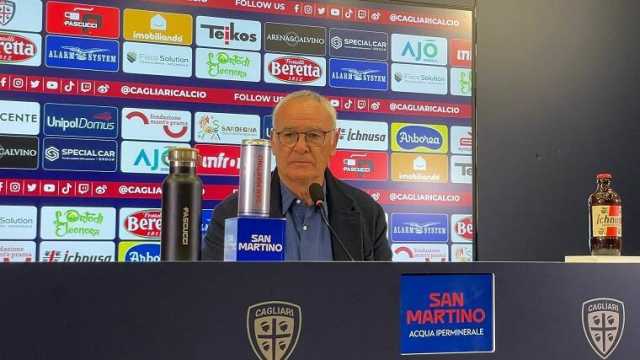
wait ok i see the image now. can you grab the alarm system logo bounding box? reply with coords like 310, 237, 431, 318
582, 298, 625, 359
247, 301, 302, 360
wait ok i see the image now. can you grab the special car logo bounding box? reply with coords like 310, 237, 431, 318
0, 0, 15, 26
582, 298, 625, 359
247, 301, 302, 360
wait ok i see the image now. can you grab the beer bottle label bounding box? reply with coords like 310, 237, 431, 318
591, 205, 622, 237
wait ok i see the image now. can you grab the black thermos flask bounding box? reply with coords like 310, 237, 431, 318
161, 148, 202, 261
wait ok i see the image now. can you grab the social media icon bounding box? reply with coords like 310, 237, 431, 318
28, 77, 43, 91
303, 4, 314, 15
0, 180, 5, 195
94, 184, 108, 195
344, 99, 354, 110
25, 182, 39, 194
344, 9, 354, 19
0, 76, 8, 89
80, 82, 93, 93
370, 11, 381, 21
62, 80, 77, 94
330, 99, 340, 108
11, 77, 25, 90
8, 181, 22, 194
43, 182, 57, 194
317, 7, 326, 15
77, 183, 91, 195
330, 7, 341, 17
357, 99, 368, 110
45, 80, 60, 92
96, 84, 110, 94
357, 9, 368, 20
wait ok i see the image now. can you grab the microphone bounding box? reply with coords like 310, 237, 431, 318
309, 183, 355, 261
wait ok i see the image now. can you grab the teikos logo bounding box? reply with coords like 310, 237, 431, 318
40, 206, 116, 240
0, 135, 38, 169
0, 100, 40, 135
450, 126, 472, 155
123, 9, 192, 46
119, 208, 162, 240
390, 213, 448, 242
337, 119, 388, 151
123, 42, 192, 78
391, 63, 447, 95
44, 103, 118, 139
0, 205, 37, 239
122, 108, 191, 142
264, 53, 326, 86
451, 214, 473, 243
329, 58, 388, 91
39, 241, 115, 262
121, 141, 189, 174
195, 144, 241, 176
118, 241, 160, 262
196, 16, 260, 51
195, 47, 261, 82
329, 150, 388, 181
391, 153, 448, 183
195, 112, 260, 145
0, 0, 42, 33
264, 23, 326, 56
45, 1, 120, 39
449, 39, 472, 68
582, 298, 625, 359
42, 137, 118, 172
450, 155, 472, 184
0, 31, 42, 66
45, 35, 119, 72
391, 123, 448, 153
329, 28, 388, 61
247, 301, 302, 360
0, 241, 36, 262
450, 68, 472, 96
391, 34, 447, 66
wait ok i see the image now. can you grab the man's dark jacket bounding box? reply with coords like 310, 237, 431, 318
202, 169, 392, 261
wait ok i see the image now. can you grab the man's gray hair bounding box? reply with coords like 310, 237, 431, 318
272, 90, 337, 128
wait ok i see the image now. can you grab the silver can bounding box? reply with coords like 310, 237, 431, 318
238, 139, 272, 217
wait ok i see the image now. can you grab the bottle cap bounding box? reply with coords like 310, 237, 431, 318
596, 173, 612, 180
168, 147, 198, 163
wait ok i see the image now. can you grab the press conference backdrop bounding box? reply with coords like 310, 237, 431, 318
0, 0, 474, 263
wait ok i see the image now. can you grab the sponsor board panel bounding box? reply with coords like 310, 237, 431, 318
390, 213, 448, 242
201, 209, 213, 237
0, 205, 37, 239
391, 33, 447, 65
392, 243, 448, 262
329, 150, 388, 181
261, 115, 272, 139
264, 22, 326, 56
0, 240, 36, 262
337, 119, 388, 151
123, 9, 193, 46
196, 16, 261, 51
451, 243, 473, 262
42, 137, 117, 172
449, 39, 472, 68
40, 206, 116, 240
118, 241, 160, 262
43, 103, 117, 138
0, 135, 38, 169
195, 144, 241, 176
450, 155, 472, 184
118, 208, 161, 240
45, 1, 120, 39
451, 214, 473, 243
450, 67, 472, 96
120, 141, 189, 174
195, 47, 261, 82
121, 108, 191, 142
329, 58, 388, 91
391, 123, 448, 153
329, 28, 388, 61
45, 35, 119, 72
391, 63, 447, 95
39, 241, 115, 262
391, 153, 448, 183
450, 126, 472, 155
264, 53, 326, 87
0, 0, 42, 33
123, 42, 192, 78
194, 112, 260, 144
0, 31, 42, 66
0, 100, 40, 135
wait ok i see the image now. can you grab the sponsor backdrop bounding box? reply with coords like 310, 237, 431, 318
0, 0, 473, 262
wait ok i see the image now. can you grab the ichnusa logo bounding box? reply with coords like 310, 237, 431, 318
118, 242, 160, 262
0, 31, 42, 66
195, 47, 261, 82
196, 16, 261, 51
390, 213, 448, 242
391, 123, 448, 153
121, 141, 189, 174
45, 35, 119, 72
247, 301, 302, 360
391, 34, 447, 66
0, 0, 42, 33
42, 137, 117, 172
44, 103, 118, 139
582, 298, 625, 359
264, 53, 326, 87
329, 58, 388, 91
39, 241, 115, 262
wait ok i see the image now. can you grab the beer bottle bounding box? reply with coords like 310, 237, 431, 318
588, 173, 622, 255
161, 148, 202, 261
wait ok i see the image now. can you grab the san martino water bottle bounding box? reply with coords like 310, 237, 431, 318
161, 148, 202, 261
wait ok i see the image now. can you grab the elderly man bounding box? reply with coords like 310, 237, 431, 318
202, 90, 391, 261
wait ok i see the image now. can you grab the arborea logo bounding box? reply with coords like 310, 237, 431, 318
122, 108, 191, 142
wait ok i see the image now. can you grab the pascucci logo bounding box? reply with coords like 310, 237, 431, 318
45, 146, 60, 161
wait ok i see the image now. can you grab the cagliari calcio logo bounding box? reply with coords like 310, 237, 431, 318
582, 298, 625, 359
247, 301, 302, 360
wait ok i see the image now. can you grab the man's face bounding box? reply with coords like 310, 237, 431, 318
272, 97, 338, 184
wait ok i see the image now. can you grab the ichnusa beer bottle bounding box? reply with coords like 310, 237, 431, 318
161, 148, 202, 261
588, 173, 622, 255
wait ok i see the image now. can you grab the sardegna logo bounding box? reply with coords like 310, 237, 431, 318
0, 31, 41, 66
264, 53, 326, 86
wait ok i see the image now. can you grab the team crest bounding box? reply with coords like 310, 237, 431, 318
0, 0, 15, 26
582, 298, 625, 359
247, 301, 302, 360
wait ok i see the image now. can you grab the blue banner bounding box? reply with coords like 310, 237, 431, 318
42, 137, 118, 172
329, 58, 388, 91
44, 103, 118, 139
45, 35, 119, 72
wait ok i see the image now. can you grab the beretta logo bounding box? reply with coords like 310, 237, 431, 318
122, 108, 191, 142
391, 123, 448, 153
0, 31, 41, 66
119, 208, 162, 240
247, 301, 302, 360
45, 1, 120, 39
329, 28, 388, 61
582, 298, 625, 359
329, 58, 388, 91
451, 214, 473, 242
0, 135, 38, 170
196, 16, 261, 51
264, 53, 326, 86
195, 112, 260, 145
391, 34, 447, 66
44, 103, 118, 139
45, 35, 119, 72
264, 22, 326, 56
195, 47, 261, 82
42, 137, 117, 172
0, 0, 42, 33
123, 42, 192, 78
0, 100, 40, 136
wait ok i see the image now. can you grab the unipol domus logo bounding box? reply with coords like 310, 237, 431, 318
247, 301, 302, 360
582, 298, 625, 359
